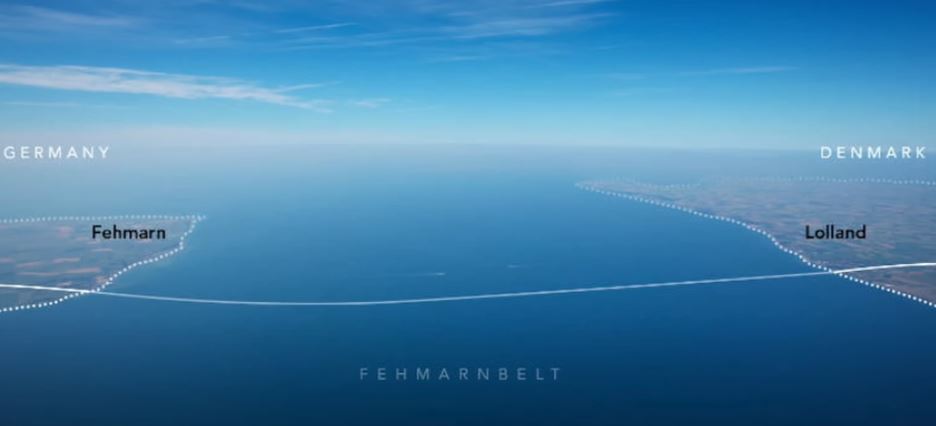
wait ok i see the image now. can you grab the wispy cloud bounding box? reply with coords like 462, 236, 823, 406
271, 1, 612, 51
678, 66, 797, 76
274, 22, 357, 34
0, 1, 615, 53
277, 31, 449, 51
0, 5, 136, 31
348, 98, 391, 108
0, 64, 330, 111
277, 15, 607, 51
0, 2, 613, 57
276, 82, 339, 92
602, 66, 795, 83
172, 23, 356, 47
443, 14, 610, 39
1, 100, 128, 109
528, 0, 614, 8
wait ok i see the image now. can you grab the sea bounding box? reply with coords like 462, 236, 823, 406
1, 145, 935, 425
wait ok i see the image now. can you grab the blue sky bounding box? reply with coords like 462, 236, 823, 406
0, 0, 933, 148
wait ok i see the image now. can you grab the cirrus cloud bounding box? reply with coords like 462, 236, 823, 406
0, 64, 331, 111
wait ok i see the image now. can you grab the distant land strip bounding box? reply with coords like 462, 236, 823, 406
577, 177, 936, 309
0, 214, 205, 314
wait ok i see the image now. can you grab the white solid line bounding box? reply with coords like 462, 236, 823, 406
0, 214, 204, 314
577, 180, 936, 309
1, 262, 934, 308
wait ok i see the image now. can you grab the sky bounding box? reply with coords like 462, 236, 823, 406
0, 0, 934, 148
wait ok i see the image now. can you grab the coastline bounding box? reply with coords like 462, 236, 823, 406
0, 214, 205, 314
576, 180, 936, 310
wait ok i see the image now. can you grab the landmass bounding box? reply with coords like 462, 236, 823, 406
578, 178, 936, 305
0, 215, 202, 312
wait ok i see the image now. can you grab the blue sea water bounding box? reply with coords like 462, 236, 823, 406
1, 145, 935, 425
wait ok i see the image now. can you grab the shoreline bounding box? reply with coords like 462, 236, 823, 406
576, 180, 936, 310
0, 214, 205, 314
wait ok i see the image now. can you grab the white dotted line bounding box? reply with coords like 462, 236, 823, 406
748, 176, 936, 186
0, 214, 206, 314
596, 176, 936, 190
576, 182, 936, 309
0, 214, 206, 224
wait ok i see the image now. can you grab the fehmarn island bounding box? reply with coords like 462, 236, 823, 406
0, 216, 198, 311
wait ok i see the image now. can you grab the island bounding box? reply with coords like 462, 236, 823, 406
0, 215, 202, 312
578, 178, 936, 305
